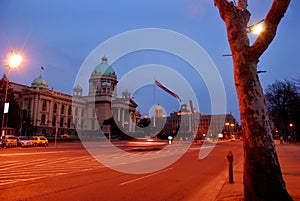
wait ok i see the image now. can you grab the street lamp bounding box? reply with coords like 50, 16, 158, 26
225, 122, 230, 138
1, 51, 23, 136
246, 19, 265, 34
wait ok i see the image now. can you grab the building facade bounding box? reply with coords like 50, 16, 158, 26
0, 57, 138, 137
199, 113, 240, 139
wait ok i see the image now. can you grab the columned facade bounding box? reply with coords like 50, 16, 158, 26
0, 56, 139, 137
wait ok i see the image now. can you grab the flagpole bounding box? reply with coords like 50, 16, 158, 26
153, 78, 156, 128
153, 78, 156, 106
40, 66, 45, 76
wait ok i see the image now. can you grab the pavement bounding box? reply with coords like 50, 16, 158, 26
214, 140, 300, 201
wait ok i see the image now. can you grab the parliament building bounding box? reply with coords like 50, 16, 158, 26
0, 57, 139, 137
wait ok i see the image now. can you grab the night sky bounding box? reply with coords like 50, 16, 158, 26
0, 0, 299, 121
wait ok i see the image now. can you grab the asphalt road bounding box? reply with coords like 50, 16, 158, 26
0, 140, 243, 201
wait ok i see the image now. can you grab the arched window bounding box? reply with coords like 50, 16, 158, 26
61, 105, 65, 114
67, 118, 71, 128
52, 116, 56, 127
81, 119, 84, 129
41, 114, 46, 125
60, 117, 64, 127
91, 119, 95, 129
68, 106, 72, 115
42, 100, 47, 111
81, 108, 85, 117
53, 103, 57, 113
28, 99, 31, 110
75, 107, 78, 116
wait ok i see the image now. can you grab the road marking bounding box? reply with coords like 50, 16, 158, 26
0, 151, 70, 157
119, 167, 173, 186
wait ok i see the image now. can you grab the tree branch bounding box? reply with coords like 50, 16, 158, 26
214, 0, 235, 22
238, 0, 248, 10
250, 0, 291, 60
214, 0, 251, 54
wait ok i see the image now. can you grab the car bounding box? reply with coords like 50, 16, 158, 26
60, 133, 69, 138
1, 135, 18, 148
126, 138, 167, 150
30, 136, 48, 147
17, 136, 33, 147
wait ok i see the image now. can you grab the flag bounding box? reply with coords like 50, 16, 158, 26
41, 66, 45, 70
154, 80, 181, 102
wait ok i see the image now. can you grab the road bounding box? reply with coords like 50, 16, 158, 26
0, 140, 243, 201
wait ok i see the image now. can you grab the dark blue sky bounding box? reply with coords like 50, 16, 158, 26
0, 0, 299, 121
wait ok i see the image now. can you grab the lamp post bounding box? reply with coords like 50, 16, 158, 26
225, 122, 230, 138
1, 51, 23, 136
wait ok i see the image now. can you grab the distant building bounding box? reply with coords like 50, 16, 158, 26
199, 113, 240, 139
158, 104, 200, 140
73, 57, 138, 137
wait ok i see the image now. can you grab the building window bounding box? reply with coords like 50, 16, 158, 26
52, 116, 56, 127
28, 99, 31, 110
60, 117, 64, 127
42, 100, 47, 111
75, 107, 78, 116
41, 114, 46, 125
81, 119, 84, 129
91, 119, 95, 129
67, 118, 71, 128
68, 106, 72, 115
53, 103, 57, 113
61, 105, 65, 115
81, 108, 85, 117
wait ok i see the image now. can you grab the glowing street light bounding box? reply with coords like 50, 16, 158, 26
247, 19, 265, 35
8, 51, 23, 68
251, 23, 264, 34
1, 51, 23, 136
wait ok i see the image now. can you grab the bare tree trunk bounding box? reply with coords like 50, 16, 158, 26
214, 0, 293, 200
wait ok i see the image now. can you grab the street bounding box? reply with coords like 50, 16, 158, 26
0, 141, 243, 201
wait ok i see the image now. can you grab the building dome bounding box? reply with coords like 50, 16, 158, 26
180, 104, 190, 112
73, 84, 83, 96
122, 89, 131, 98
31, 75, 48, 89
154, 105, 165, 117
73, 84, 83, 91
92, 57, 115, 76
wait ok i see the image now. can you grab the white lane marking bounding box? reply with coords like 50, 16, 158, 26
0, 151, 71, 157
119, 167, 173, 186
0, 164, 105, 186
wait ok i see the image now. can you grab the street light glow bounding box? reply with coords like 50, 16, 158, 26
2, 50, 23, 136
251, 23, 264, 35
8, 51, 23, 68
247, 19, 265, 35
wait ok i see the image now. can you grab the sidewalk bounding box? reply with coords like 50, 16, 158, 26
215, 140, 300, 201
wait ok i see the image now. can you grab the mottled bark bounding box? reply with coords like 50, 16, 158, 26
214, 0, 292, 200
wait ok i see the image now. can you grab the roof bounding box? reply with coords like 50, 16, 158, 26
92, 57, 115, 76
73, 84, 83, 91
31, 75, 49, 89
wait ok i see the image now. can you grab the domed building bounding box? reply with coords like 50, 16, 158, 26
0, 72, 74, 136
154, 105, 165, 118
1, 56, 138, 137
72, 56, 138, 137
31, 75, 49, 89
88, 57, 117, 97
